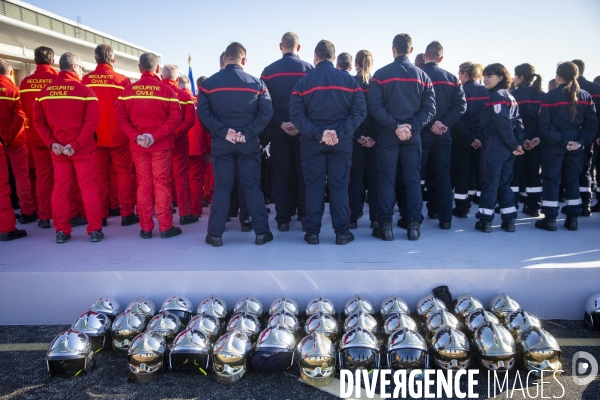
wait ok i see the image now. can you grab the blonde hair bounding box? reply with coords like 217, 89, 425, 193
355, 50, 373, 85
459, 62, 483, 81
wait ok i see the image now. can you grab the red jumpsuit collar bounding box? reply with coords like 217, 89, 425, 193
35, 64, 58, 75
56, 70, 82, 83
141, 71, 161, 81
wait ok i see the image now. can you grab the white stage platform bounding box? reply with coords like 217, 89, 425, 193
1, 204, 599, 324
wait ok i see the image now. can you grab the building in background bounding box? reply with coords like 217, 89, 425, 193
0, 0, 160, 84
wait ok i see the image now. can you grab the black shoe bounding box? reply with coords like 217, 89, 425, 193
255, 231, 274, 245
349, 222, 358, 230
408, 219, 420, 240
122, 214, 140, 226
535, 218, 557, 231
241, 219, 252, 232
205, 234, 222, 247
396, 219, 407, 229
140, 230, 152, 239
172, 208, 177, 215
90, 230, 104, 242
102, 218, 108, 227
180, 215, 199, 225
439, 221, 451, 230
522, 206, 540, 218
370, 221, 379, 229
56, 231, 71, 243
591, 203, 600, 212
501, 220, 515, 232
428, 211, 438, 220
18, 213, 38, 224
564, 217, 578, 231
336, 231, 355, 245
0, 229, 27, 242
559, 196, 565, 203
581, 206, 591, 217
452, 208, 469, 218
373, 221, 394, 241
14, 213, 20, 220
109, 208, 121, 217
304, 233, 319, 245
278, 222, 289, 232
475, 219, 492, 233
70, 216, 88, 227
160, 226, 182, 238
38, 219, 51, 229
203, 199, 210, 207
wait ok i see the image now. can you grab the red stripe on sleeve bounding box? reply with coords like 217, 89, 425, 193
261, 72, 307, 80
371, 77, 432, 87
291, 85, 361, 96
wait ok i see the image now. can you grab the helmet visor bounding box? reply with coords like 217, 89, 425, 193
47, 359, 87, 378
388, 349, 427, 370
169, 353, 209, 374
299, 356, 335, 386
251, 349, 294, 373
166, 310, 191, 327
340, 348, 378, 372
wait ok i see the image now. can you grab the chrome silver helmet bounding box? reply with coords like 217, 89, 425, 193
111, 310, 146, 356
339, 328, 380, 372
304, 312, 339, 342
197, 295, 229, 329
386, 328, 428, 374
505, 309, 541, 339
431, 327, 471, 370
584, 292, 600, 330
473, 322, 516, 371
160, 295, 194, 327
424, 310, 463, 345
89, 297, 122, 321
125, 297, 157, 323
343, 311, 379, 337
71, 311, 111, 352
380, 295, 411, 320
296, 332, 337, 387
453, 294, 484, 320
343, 294, 374, 317
416, 294, 448, 322
147, 311, 182, 344
46, 329, 95, 378
212, 331, 252, 384
267, 311, 301, 334
465, 308, 500, 334
251, 326, 297, 373
226, 312, 261, 342
383, 313, 418, 337
269, 297, 300, 316
127, 331, 166, 383
489, 294, 520, 322
188, 313, 221, 343
169, 328, 211, 374
306, 296, 337, 318
518, 327, 562, 378
233, 296, 263, 317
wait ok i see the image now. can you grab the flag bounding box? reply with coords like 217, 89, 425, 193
188, 54, 196, 96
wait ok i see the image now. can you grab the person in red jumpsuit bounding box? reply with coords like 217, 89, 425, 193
33, 52, 103, 243
115, 52, 182, 239
82, 44, 138, 227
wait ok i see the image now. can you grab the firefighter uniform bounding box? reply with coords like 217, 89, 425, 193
187, 93, 208, 217
197, 64, 272, 243
289, 60, 366, 240
261, 52, 313, 227
115, 71, 182, 237
420, 62, 466, 227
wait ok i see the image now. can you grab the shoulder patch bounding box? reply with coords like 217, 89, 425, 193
494, 104, 502, 114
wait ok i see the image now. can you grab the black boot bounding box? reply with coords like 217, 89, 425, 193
0, 229, 27, 242
205, 234, 222, 247
475, 219, 492, 233
102, 218, 108, 227
255, 231, 274, 245
396, 219, 407, 229
408, 218, 420, 241
109, 208, 121, 217
69, 216, 88, 227
241, 218, 252, 232
122, 214, 140, 226
304, 233, 319, 245
277, 222, 289, 232
56, 231, 71, 243
452, 208, 468, 218
38, 219, 51, 229
160, 226, 182, 238
336, 231, 354, 245
564, 216, 578, 231
140, 230, 152, 239
370, 221, 379, 229
349, 222, 358, 230
180, 215, 199, 225
18, 213, 38, 224
535, 218, 557, 231
500, 220, 515, 232
581, 204, 592, 217
90, 230, 104, 242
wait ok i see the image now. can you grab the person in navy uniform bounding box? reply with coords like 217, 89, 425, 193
420, 41, 466, 230
475, 63, 525, 233
289, 40, 366, 245
369, 33, 436, 241
197, 42, 273, 247
261, 32, 314, 232
536, 61, 598, 232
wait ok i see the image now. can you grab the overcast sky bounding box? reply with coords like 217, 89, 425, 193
25, 0, 600, 87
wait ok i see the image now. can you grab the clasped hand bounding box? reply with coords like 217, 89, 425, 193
281, 122, 299, 136
395, 124, 412, 141
51, 143, 75, 156
512, 145, 524, 156
429, 121, 448, 136
523, 137, 541, 151
566, 141, 581, 151
226, 128, 246, 144
135, 133, 155, 149
321, 130, 338, 146
357, 136, 375, 148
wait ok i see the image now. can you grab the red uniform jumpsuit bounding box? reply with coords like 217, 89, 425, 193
187, 92, 208, 216
82, 63, 136, 219
115, 71, 181, 232
33, 71, 102, 235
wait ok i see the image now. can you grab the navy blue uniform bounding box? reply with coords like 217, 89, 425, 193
197, 64, 273, 238
289, 61, 366, 235
261, 53, 314, 225
539, 85, 598, 218
511, 84, 544, 212
476, 87, 524, 222
369, 55, 435, 227
420, 62, 466, 225
451, 80, 488, 214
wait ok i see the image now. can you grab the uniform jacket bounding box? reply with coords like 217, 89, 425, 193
186, 92, 208, 156
539, 84, 598, 147
511, 84, 544, 139
420, 62, 466, 132
197, 64, 272, 151
354, 72, 376, 140
115, 71, 182, 152
32, 71, 99, 155
459, 80, 488, 142
577, 76, 600, 138
19, 64, 58, 147
289, 61, 366, 145
369, 55, 436, 145
0, 75, 25, 146
82, 63, 131, 148
479, 85, 525, 151
163, 79, 195, 152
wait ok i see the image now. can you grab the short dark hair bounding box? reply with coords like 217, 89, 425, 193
483, 63, 512, 89
571, 59, 585, 75
219, 52, 225, 68
594, 76, 600, 84
392, 34, 412, 56
197, 76, 208, 87
0, 59, 11, 76
281, 32, 299, 51
59, 52, 79, 71
314, 40, 335, 61
95, 44, 114, 64
139, 52, 159, 71
336, 52, 352, 71
425, 41, 443, 60
224, 42, 246, 63
34, 46, 54, 65
415, 53, 425, 68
